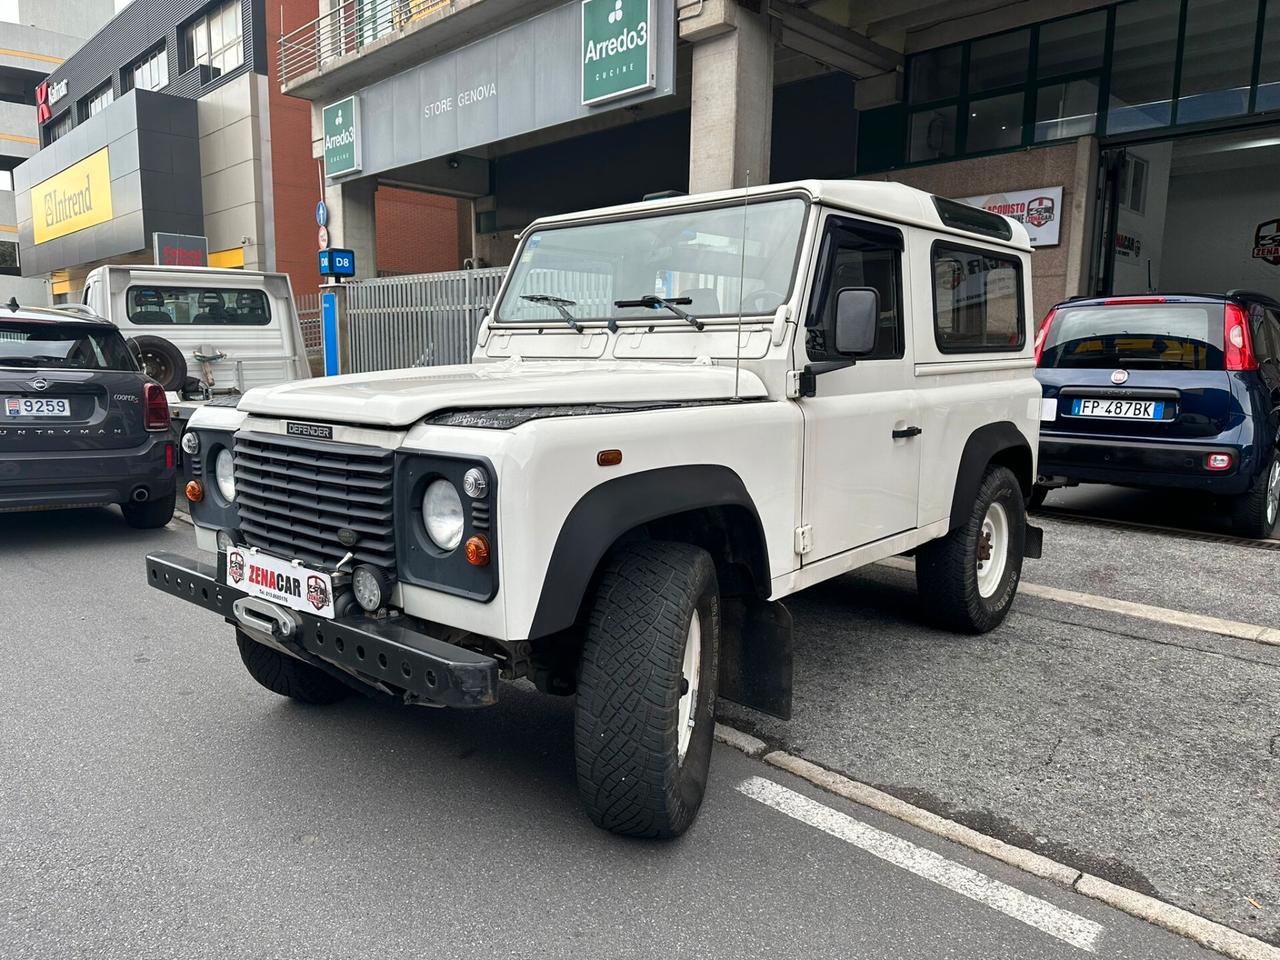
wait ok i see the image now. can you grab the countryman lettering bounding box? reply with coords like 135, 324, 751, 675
44, 175, 94, 230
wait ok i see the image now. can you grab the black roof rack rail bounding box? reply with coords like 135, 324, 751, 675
1225, 288, 1280, 306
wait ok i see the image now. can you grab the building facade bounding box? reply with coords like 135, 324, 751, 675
14, 0, 465, 303
0, 0, 118, 304
275, 0, 1280, 323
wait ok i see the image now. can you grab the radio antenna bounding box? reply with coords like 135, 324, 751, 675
733, 170, 750, 399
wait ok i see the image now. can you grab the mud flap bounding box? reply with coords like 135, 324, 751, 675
1025, 523, 1044, 560
719, 597, 793, 720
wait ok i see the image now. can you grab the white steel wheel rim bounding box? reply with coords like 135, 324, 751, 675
677, 612, 702, 765
1266, 460, 1280, 529
976, 501, 1010, 599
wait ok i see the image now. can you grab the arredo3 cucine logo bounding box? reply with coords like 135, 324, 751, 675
583, 0, 649, 65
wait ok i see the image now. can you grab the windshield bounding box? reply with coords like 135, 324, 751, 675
496, 198, 808, 324
1041, 303, 1225, 370
0, 322, 136, 370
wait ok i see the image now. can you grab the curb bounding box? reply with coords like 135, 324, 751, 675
714, 726, 1280, 960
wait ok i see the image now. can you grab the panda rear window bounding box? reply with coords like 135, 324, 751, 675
126, 286, 271, 325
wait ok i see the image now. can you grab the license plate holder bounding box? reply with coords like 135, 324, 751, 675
226, 547, 336, 619
1069, 398, 1165, 420
5, 397, 71, 417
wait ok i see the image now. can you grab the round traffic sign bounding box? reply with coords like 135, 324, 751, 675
318, 225, 330, 250
316, 200, 329, 227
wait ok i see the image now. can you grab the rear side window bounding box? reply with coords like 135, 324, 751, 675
0, 322, 135, 370
1041, 303, 1225, 370
127, 286, 271, 325
932, 242, 1025, 352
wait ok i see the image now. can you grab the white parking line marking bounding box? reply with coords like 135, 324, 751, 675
738, 776, 1104, 953
878, 557, 1280, 647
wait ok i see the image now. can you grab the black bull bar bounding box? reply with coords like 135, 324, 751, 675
145, 552, 498, 707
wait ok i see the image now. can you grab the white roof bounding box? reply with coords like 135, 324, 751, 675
528, 178, 1033, 251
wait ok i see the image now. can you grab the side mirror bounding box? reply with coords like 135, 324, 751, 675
834, 287, 879, 356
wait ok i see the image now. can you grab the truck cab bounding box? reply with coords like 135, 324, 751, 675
147, 180, 1043, 839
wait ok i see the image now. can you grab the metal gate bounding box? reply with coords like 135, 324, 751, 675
347, 267, 507, 373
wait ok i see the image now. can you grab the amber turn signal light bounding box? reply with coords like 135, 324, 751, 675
597, 449, 623, 467
184, 480, 204, 503
465, 534, 490, 566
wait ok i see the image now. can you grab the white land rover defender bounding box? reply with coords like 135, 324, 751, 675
147, 180, 1043, 838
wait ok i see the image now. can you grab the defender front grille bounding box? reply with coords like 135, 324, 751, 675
233, 432, 395, 570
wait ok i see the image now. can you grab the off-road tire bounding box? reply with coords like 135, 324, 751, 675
916, 465, 1026, 634
235, 631, 350, 705
575, 541, 720, 839
1231, 455, 1280, 540
121, 491, 176, 529
129, 335, 188, 392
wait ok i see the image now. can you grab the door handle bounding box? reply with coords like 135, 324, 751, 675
892, 426, 923, 439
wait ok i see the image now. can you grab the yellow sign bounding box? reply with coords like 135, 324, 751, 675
32, 148, 112, 244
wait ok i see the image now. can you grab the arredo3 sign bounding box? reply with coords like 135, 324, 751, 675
320, 0, 672, 185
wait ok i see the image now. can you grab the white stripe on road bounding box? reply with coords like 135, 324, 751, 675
878, 557, 1280, 647
738, 776, 1104, 953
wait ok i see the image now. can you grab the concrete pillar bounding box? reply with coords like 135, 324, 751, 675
325, 175, 377, 279
687, 7, 774, 194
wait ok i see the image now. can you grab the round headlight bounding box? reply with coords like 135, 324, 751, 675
462, 467, 489, 499
214, 448, 236, 502
422, 478, 464, 551
181, 431, 200, 455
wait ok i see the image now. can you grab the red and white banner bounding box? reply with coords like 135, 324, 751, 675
958, 186, 1063, 248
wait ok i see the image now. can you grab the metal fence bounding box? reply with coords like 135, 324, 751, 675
279, 0, 454, 86
347, 267, 506, 373
296, 292, 322, 358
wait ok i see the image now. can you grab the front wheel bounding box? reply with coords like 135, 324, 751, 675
916, 465, 1026, 634
235, 631, 350, 705
1232, 456, 1280, 540
574, 541, 720, 839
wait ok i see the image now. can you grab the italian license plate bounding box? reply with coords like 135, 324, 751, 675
1070, 398, 1164, 420
226, 547, 336, 619
5, 397, 70, 417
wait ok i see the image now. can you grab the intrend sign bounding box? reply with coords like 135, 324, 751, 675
323, 96, 361, 180
581, 0, 654, 106
32, 148, 113, 245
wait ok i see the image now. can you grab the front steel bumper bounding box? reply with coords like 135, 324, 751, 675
145, 551, 498, 707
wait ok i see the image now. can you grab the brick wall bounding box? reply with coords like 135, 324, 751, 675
376, 187, 463, 276
267, 0, 323, 294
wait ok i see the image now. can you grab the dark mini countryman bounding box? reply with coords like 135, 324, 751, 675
1033, 293, 1280, 538
0, 304, 176, 528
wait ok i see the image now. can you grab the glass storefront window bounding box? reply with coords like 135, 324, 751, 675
968, 30, 1030, 94
908, 106, 957, 162
1036, 11, 1106, 79
1107, 0, 1180, 134
1177, 0, 1258, 122
1035, 78, 1100, 141
966, 93, 1024, 152
908, 45, 962, 104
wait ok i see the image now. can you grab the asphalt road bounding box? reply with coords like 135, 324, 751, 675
0, 508, 1224, 960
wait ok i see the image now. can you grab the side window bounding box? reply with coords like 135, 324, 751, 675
126, 286, 271, 325
805, 216, 904, 362
932, 242, 1025, 353
1248, 305, 1271, 361
1264, 309, 1280, 365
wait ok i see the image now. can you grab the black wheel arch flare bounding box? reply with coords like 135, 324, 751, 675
526, 465, 771, 641
949, 421, 1035, 532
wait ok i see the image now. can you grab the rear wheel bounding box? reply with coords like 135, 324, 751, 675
235, 631, 350, 705
1232, 456, 1280, 539
574, 541, 720, 839
917, 465, 1026, 634
121, 491, 176, 529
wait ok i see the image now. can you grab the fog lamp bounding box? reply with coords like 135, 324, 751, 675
352, 564, 393, 612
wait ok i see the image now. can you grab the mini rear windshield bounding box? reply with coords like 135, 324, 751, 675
127, 286, 271, 325
1042, 303, 1225, 370
0, 322, 135, 370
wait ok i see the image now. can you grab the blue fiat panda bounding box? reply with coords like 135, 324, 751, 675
1033, 293, 1280, 538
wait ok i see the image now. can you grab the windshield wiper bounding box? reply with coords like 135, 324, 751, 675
520, 294, 581, 332
614, 295, 704, 331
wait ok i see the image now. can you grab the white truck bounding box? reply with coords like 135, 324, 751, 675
82, 264, 311, 424
147, 180, 1043, 838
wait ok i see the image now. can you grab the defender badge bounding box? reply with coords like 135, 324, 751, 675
336, 528, 359, 547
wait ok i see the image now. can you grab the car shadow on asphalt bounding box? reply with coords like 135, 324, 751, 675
0, 505, 188, 551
